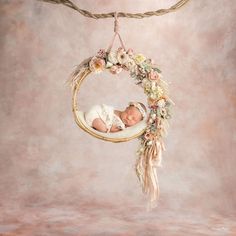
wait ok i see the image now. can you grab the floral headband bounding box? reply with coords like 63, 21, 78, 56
129, 102, 147, 119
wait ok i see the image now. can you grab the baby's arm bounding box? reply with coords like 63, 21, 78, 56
92, 118, 108, 133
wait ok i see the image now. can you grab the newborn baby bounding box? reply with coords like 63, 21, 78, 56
85, 102, 147, 133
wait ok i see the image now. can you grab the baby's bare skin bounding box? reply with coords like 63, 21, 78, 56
92, 106, 143, 133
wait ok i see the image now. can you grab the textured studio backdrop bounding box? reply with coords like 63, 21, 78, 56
0, 0, 236, 235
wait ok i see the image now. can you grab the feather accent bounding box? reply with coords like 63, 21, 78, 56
64, 57, 92, 91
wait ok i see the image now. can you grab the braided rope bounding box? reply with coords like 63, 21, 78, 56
38, 0, 190, 19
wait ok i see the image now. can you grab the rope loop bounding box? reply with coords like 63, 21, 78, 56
114, 12, 119, 33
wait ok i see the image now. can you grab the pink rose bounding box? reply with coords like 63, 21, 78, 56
127, 48, 134, 56
148, 70, 160, 81
109, 65, 123, 74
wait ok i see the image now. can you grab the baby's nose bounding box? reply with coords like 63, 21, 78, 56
127, 115, 132, 120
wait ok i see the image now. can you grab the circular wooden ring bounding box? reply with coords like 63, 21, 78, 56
72, 68, 146, 143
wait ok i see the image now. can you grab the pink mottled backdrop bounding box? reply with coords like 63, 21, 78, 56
0, 0, 236, 235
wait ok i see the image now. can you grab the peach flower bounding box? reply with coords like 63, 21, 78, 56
89, 57, 105, 74
147, 97, 158, 107
127, 48, 134, 56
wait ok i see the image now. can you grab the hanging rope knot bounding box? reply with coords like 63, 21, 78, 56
114, 12, 119, 33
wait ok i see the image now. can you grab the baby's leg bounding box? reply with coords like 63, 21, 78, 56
84, 105, 101, 127
92, 118, 108, 133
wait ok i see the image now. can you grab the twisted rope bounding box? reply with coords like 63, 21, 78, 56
38, 0, 190, 19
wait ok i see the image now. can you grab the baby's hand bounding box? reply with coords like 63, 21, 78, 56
110, 124, 121, 133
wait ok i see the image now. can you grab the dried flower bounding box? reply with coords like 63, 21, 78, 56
147, 98, 157, 107
147, 140, 153, 146
96, 49, 106, 58
145, 58, 154, 64
137, 66, 147, 78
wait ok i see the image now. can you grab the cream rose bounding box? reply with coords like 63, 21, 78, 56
107, 51, 118, 64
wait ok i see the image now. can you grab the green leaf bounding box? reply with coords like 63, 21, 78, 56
153, 67, 162, 73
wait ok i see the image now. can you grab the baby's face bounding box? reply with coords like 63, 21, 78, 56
121, 106, 143, 127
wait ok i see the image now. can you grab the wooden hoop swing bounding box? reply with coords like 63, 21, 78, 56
65, 12, 174, 209
72, 68, 148, 143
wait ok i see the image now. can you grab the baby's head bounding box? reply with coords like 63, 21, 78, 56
121, 102, 147, 127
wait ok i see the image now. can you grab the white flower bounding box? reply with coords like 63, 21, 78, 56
117, 50, 130, 65
142, 78, 148, 87
151, 114, 157, 119
147, 140, 153, 146
151, 81, 157, 90
107, 51, 118, 64
157, 99, 166, 108
156, 86, 164, 97
160, 108, 167, 117
130, 64, 138, 75
144, 80, 152, 91
150, 93, 157, 100
125, 59, 136, 70
106, 61, 113, 68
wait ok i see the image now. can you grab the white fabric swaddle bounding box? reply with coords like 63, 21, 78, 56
84, 104, 126, 133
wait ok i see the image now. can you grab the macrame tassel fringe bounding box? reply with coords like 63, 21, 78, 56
135, 138, 165, 210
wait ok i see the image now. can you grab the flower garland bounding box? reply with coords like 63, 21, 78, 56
67, 47, 174, 209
